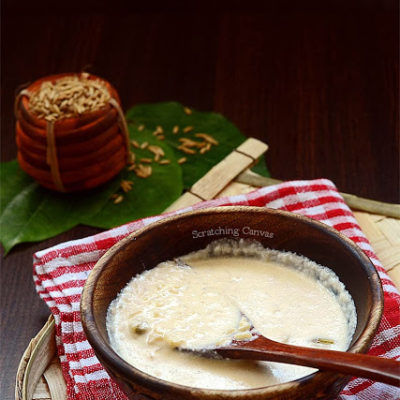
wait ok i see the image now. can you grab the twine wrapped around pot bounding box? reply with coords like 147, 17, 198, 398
14, 73, 130, 192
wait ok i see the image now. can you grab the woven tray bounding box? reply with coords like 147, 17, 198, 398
15, 138, 400, 400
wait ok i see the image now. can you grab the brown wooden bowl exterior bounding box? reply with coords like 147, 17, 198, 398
81, 207, 384, 400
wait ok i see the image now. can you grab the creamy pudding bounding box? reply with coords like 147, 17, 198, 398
107, 239, 356, 390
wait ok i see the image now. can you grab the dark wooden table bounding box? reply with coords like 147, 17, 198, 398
1, 2, 398, 399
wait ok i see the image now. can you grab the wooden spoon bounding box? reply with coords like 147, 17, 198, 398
211, 334, 400, 386
175, 260, 398, 386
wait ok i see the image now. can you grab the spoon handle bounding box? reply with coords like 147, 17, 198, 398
217, 336, 400, 386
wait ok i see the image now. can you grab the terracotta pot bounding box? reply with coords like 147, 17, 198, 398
81, 207, 384, 400
17, 146, 126, 189
16, 121, 123, 158
18, 107, 119, 146
17, 128, 124, 171
15, 73, 128, 192
18, 72, 120, 131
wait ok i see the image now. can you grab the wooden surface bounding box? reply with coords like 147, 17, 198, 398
1, 2, 399, 399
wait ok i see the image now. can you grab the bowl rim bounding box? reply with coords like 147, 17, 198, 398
81, 206, 384, 397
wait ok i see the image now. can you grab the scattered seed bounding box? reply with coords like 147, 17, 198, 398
183, 126, 194, 133
140, 141, 149, 149
178, 157, 187, 164
172, 125, 179, 134
140, 158, 152, 164
154, 154, 161, 162
137, 124, 145, 131
113, 194, 124, 204
148, 145, 165, 157
183, 106, 192, 115
157, 135, 165, 140
179, 138, 203, 148
199, 146, 208, 154
159, 159, 171, 165
153, 125, 164, 136
178, 145, 196, 155
135, 164, 152, 178
131, 140, 140, 148
120, 180, 134, 192
128, 152, 136, 164
195, 133, 219, 145
127, 164, 136, 171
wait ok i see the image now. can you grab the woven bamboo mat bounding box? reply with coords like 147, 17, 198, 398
15, 138, 400, 400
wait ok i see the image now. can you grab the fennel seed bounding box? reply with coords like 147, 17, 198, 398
183, 126, 194, 133
178, 157, 187, 164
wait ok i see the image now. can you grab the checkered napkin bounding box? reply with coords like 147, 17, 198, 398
33, 179, 400, 400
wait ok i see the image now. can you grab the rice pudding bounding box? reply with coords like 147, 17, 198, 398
107, 239, 357, 390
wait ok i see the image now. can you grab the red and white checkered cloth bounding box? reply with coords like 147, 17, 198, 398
33, 179, 400, 400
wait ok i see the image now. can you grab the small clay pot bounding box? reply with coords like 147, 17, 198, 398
18, 107, 119, 146
17, 146, 126, 192
18, 72, 120, 131
17, 127, 124, 171
15, 73, 128, 192
16, 121, 122, 158
81, 207, 384, 400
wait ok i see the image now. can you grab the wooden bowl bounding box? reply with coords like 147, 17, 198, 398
15, 72, 128, 192
81, 207, 383, 400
